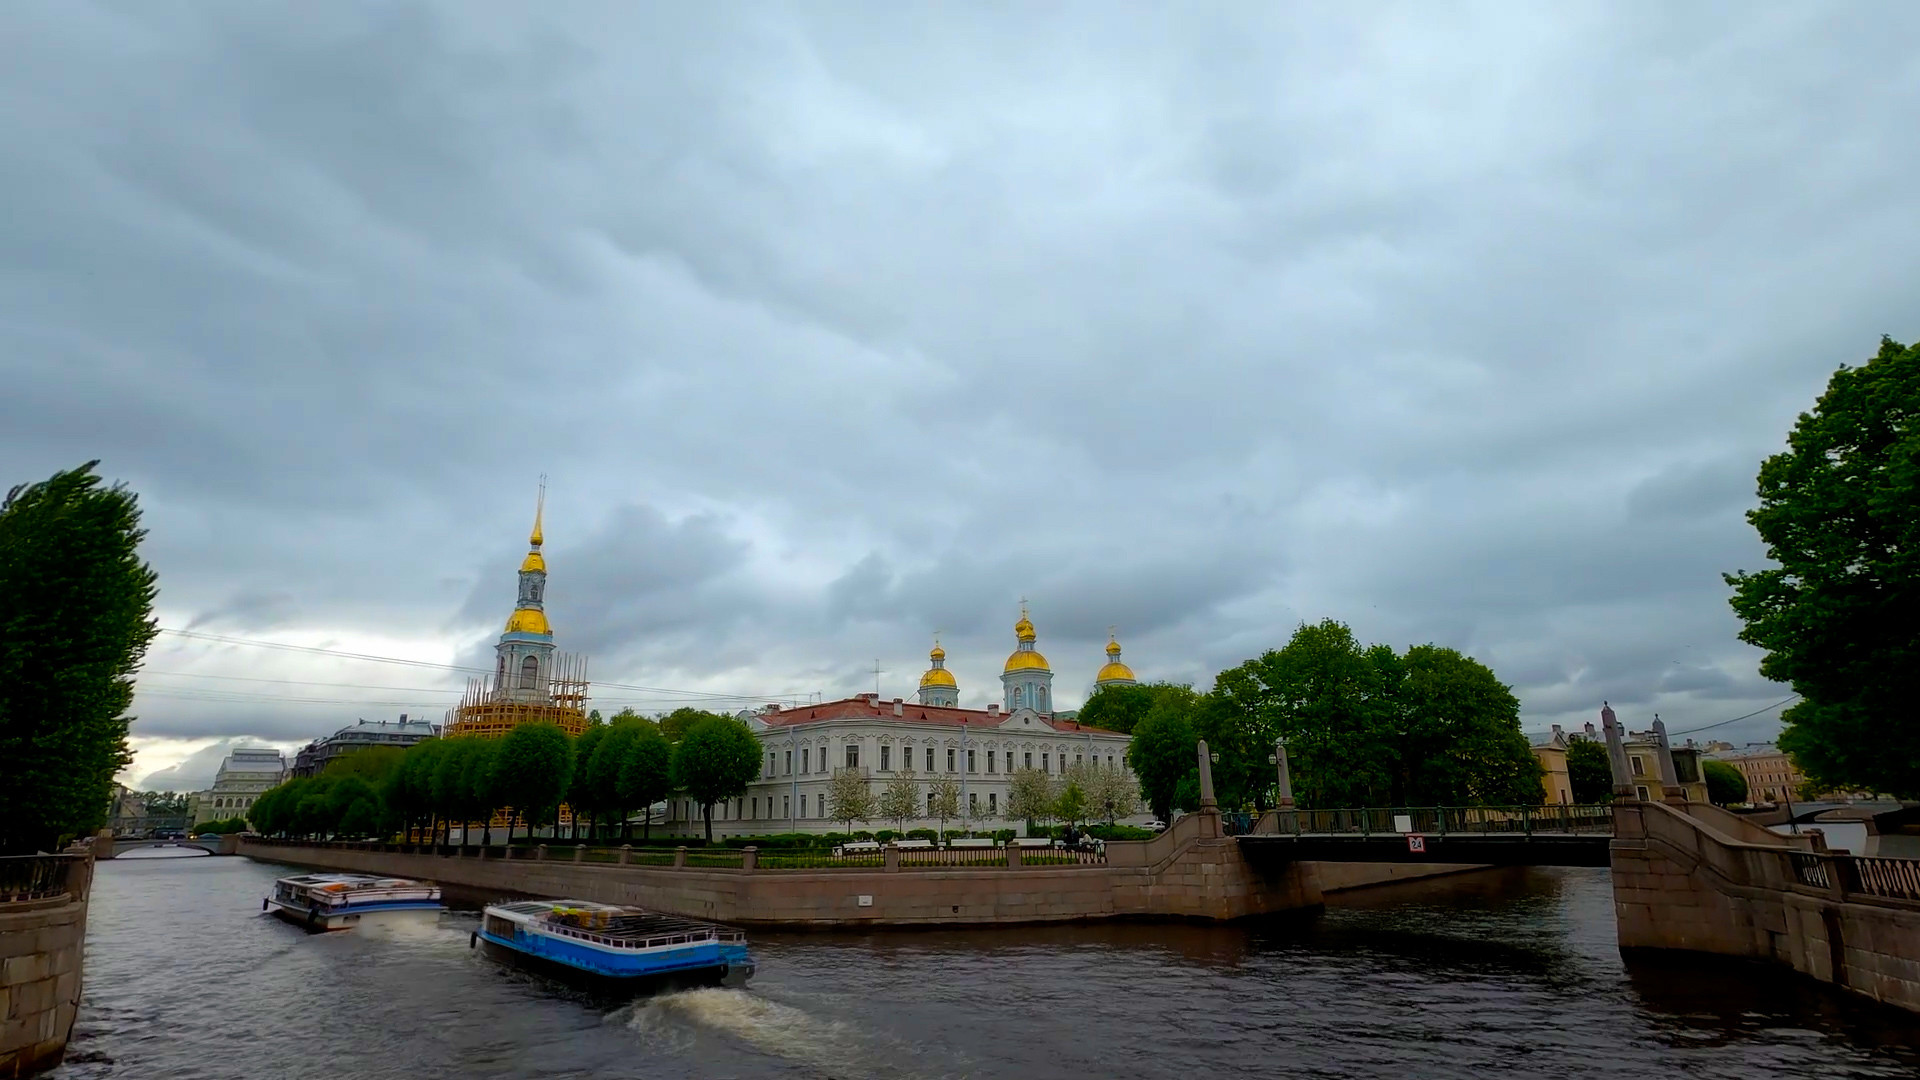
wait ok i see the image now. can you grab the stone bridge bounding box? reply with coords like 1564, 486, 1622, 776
97, 835, 238, 859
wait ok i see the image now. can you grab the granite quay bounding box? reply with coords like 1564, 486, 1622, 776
0, 853, 93, 1080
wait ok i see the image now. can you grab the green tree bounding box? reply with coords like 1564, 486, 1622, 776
671, 716, 762, 842
1566, 740, 1614, 804
877, 770, 921, 832
0, 463, 159, 854
491, 723, 574, 843
825, 768, 874, 833
614, 723, 674, 841
927, 775, 962, 840
430, 739, 477, 846
1383, 645, 1541, 806
1727, 337, 1920, 799
1053, 781, 1090, 828
388, 740, 443, 843
569, 723, 608, 839
1126, 703, 1197, 823
460, 738, 503, 846
1075, 684, 1157, 735
1703, 760, 1749, 806
1005, 767, 1059, 831
661, 707, 730, 744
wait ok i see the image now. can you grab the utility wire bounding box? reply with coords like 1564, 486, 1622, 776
1668, 695, 1799, 737
154, 627, 797, 703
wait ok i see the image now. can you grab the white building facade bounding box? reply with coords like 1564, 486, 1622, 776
656, 611, 1142, 838
193, 747, 288, 826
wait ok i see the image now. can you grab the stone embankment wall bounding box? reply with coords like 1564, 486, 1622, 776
1, 856, 92, 1079
1614, 799, 1920, 1013
245, 811, 1329, 927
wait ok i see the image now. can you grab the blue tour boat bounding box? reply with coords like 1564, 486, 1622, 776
472, 899, 754, 986
265, 872, 443, 931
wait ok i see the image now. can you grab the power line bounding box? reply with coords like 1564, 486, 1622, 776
154, 627, 798, 703
1669, 695, 1799, 737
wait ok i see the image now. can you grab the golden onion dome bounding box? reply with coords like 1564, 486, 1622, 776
1106, 639, 1123, 658
1003, 649, 1051, 673
520, 550, 547, 573
919, 666, 957, 689
505, 607, 551, 635
1014, 616, 1036, 643
929, 644, 946, 661
1096, 660, 1136, 683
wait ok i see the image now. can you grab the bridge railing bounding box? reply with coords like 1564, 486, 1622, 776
1793, 851, 1920, 905
1264, 804, 1614, 837
0, 854, 82, 903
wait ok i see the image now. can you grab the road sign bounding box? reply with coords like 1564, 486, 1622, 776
1407, 834, 1426, 853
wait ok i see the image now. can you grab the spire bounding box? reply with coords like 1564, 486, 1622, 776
529, 476, 546, 548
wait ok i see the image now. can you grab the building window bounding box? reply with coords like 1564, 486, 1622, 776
783, 795, 790, 818
767, 752, 776, 778
968, 749, 976, 773
926, 747, 935, 772
1039, 687, 1048, 711
1630, 755, 1645, 777
1024, 752, 1033, 770
818, 794, 825, 818
751, 798, 757, 819
519, 654, 539, 689
1636, 786, 1650, 801
1075, 754, 1083, 766
881, 745, 892, 772
970, 792, 979, 811
988, 750, 997, 773
1042, 753, 1050, 773
948, 748, 957, 773
801, 748, 810, 774
846, 744, 860, 770
927, 791, 936, 815
989, 792, 998, 813
785, 750, 792, 776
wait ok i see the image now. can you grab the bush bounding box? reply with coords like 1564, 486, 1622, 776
874, 829, 898, 842
1087, 824, 1155, 841
905, 828, 938, 842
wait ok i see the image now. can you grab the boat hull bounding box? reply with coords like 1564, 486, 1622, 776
266, 897, 444, 932
473, 928, 754, 987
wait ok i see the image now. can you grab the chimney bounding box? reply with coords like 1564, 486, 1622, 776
893, 701, 904, 717
987, 703, 1000, 716
892, 697, 903, 705
865, 693, 880, 705
765, 703, 781, 713
1551, 724, 1563, 738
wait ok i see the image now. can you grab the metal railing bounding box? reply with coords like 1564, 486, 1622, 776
1790, 852, 1832, 890
1263, 805, 1615, 838
0, 854, 79, 903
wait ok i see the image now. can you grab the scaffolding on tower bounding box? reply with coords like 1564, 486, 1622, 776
445, 652, 592, 739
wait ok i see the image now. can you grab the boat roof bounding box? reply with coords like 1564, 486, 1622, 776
280, 873, 431, 889
490, 899, 744, 941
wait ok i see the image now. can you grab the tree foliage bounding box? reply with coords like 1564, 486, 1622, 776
1125, 703, 1196, 823
615, 723, 674, 840
0, 462, 159, 854
492, 722, 574, 842
671, 716, 761, 841
877, 770, 921, 830
927, 775, 962, 838
1703, 760, 1749, 806
826, 768, 874, 832
1727, 337, 1920, 799
1208, 620, 1540, 809
1004, 767, 1059, 828
1566, 740, 1614, 804
661, 707, 730, 744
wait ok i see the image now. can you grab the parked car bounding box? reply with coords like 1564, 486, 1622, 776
1143, 820, 1168, 833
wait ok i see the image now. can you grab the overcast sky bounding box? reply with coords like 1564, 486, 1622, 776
5, 3, 1915, 791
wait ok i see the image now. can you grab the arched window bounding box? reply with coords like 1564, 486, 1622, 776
520, 655, 539, 689
1038, 686, 1048, 711
496, 655, 506, 687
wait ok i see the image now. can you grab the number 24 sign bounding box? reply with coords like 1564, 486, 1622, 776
1406, 834, 1426, 854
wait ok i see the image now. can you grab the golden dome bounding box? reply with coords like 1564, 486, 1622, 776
1014, 616, 1036, 643
1004, 649, 1051, 673
1106, 639, 1122, 658
929, 644, 946, 661
505, 607, 551, 635
520, 550, 547, 573
1096, 660, 1136, 683
919, 667, 957, 689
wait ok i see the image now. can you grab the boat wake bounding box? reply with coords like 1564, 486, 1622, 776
621, 987, 906, 1077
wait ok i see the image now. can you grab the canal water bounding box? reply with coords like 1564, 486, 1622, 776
56, 851, 1920, 1080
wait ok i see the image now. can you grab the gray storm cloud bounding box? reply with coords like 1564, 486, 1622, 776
5, 2, 1916, 762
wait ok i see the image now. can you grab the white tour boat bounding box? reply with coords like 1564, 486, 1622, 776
264, 872, 443, 931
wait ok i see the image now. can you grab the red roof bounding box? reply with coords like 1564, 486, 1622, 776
754, 695, 1124, 736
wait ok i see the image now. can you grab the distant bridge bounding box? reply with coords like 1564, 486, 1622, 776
1235, 804, 1614, 868
101, 837, 233, 858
